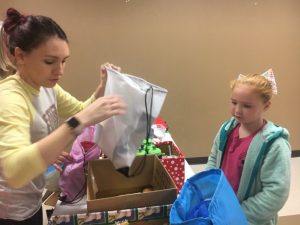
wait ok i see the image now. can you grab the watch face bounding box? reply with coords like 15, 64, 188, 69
67, 117, 80, 128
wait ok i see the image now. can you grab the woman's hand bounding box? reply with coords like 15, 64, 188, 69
94, 62, 121, 99
76, 95, 127, 128
53, 151, 73, 173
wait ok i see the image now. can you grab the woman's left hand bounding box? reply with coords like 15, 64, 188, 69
95, 62, 121, 98
100, 62, 121, 85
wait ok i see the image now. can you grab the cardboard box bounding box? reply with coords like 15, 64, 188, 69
87, 155, 177, 212
156, 141, 185, 191
43, 191, 60, 207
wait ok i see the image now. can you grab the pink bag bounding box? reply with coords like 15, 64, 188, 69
59, 126, 101, 203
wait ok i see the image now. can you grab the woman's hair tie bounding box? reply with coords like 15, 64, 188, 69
4, 8, 28, 35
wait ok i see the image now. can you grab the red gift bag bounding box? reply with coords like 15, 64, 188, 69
155, 141, 185, 191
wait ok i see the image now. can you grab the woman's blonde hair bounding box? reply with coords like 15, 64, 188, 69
230, 74, 273, 102
0, 21, 15, 79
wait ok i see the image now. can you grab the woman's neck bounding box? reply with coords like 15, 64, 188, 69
16, 71, 40, 90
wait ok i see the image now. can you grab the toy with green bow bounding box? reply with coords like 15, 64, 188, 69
137, 138, 162, 156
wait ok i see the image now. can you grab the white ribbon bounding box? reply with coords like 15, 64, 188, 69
238, 68, 278, 95
261, 68, 277, 95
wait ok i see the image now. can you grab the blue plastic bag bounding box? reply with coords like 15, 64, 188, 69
170, 169, 247, 225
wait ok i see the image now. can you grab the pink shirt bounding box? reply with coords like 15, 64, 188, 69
221, 123, 261, 193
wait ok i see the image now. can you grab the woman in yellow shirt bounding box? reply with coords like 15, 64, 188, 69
0, 8, 127, 225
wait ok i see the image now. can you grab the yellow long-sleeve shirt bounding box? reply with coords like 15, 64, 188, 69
0, 74, 95, 220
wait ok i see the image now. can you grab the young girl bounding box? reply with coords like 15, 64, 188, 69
206, 71, 291, 225
0, 8, 126, 224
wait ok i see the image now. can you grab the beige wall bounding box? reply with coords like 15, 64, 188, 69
1, 0, 299, 157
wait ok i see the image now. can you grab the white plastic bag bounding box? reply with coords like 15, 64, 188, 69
95, 69, 167, 173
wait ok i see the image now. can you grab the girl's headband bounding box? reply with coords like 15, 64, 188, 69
238, 68, 278, 95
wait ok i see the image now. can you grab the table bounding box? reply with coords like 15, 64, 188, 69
50, 160, 194, 216
47, 130, 195, 225
46, 160, 195, 225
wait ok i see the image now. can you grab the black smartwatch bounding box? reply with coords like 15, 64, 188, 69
65, 117, 82, 135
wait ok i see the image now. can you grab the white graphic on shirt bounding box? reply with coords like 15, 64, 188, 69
43, 104, 58, 133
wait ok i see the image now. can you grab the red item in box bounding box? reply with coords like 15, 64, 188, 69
155, 141, 185, 191
153, 117, 168, 130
